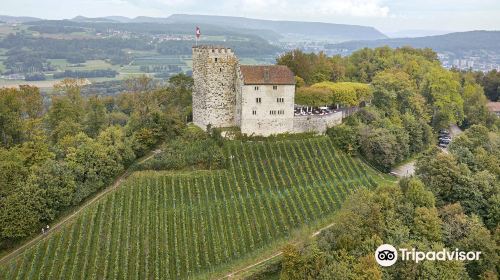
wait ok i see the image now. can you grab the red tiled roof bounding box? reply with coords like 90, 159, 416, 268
487, 102, 500, 112
239, 65, 295, 85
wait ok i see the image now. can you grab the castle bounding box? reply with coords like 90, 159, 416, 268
192, 45, 343, 136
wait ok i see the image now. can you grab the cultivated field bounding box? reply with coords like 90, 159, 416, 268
0, 138, 381, 279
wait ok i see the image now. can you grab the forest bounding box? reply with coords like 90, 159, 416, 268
0, 74, 192, 250
278, 47, 499, 171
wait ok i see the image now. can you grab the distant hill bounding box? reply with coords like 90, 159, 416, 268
0, 15, 41, 23
27, 19, 282, 41
165, 14, 387, 42
327, 30, 500, 54
9, 14, 387, 43
386, 29, 455, 38
97, 14, 387, 42
102, 16, 132, 23
72, 16, 119, 23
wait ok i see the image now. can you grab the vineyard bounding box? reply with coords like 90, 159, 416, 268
0, 137, 382, 279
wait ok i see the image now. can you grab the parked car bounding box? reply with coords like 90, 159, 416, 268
439, 136, 452, 141
439, 142, 448, 148
439, 129, 450, 134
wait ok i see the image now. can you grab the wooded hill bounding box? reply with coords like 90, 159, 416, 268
327, 31, 500, 55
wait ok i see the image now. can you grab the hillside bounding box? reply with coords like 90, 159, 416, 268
327, 30, 500, 54
0, 15, 41, 23
0, 137, 383, 279
77, 14, 388, 42
165, 14, 388, 42
94, 14, 387, 42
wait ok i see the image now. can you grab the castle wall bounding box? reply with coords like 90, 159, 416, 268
292, 112, 343, 134
240, 84, 295, 136
192, 46, 238, 130
234, 64, 243, 127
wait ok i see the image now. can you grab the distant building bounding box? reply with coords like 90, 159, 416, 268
486, 102, 500, 117
192, 45, 342, 136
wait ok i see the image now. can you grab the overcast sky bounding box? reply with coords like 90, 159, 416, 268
1, 0, 499, 33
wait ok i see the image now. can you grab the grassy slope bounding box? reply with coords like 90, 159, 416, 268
0, 137, 390, 279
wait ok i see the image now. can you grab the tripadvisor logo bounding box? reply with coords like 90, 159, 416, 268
374, 244, 481, 267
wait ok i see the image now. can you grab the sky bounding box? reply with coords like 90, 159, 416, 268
1, 0, 500, 34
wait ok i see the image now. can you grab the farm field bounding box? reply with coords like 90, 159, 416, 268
47, 59, 119, 71
0, 137, 382, 279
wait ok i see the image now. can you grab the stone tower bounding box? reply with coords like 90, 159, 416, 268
192, 45, 239, 130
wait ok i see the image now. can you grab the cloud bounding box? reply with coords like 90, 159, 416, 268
117, 0, 390, 19
235, 0, 389, 18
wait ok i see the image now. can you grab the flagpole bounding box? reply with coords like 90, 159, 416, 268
195, 26, 200, 47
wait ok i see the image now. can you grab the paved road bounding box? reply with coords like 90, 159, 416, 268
391, 161, 416, 177
449, 124, 463, 137
391, 124, 463, 177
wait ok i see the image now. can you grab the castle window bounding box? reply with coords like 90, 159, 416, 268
254, 86, 259, 91
269, 110, 277, 115
220, 68, 222, 72
215, 58, 218, 62
256, 97, 261, 103
252, 110, 257, 115
273, 85, 278, 90
277, 97, 284, 103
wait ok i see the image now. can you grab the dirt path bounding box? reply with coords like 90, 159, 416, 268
0, 150, 159, 265
219, 222, 339, 279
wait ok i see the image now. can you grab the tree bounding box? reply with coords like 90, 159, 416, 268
311, 81, 371, 107
0, 87, 43, 147
28, 160, 75, 220
416, 151, 468, 206
0, 148, 28, 197
277, 49, 315, 84
64, 133, 122, 203
462, 82, 490, 127
371, 70, 428, 120
402, 113, 432, 154
412, 207, 442, 242
46, 79, 85, 143
0, 185, 45, 240
295, 87, 331, 107
84, 96, 107, 138
478, 70, 500, 101
358, 125, 409, 172
421, 67, 464, 128
416, 148, 498, 229
326, 124, 359, 154
97, 126, 135, 167
402, 178, 435, 209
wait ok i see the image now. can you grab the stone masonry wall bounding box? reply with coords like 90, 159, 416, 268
192, 46, 238, 130
240, 84, 295, 136
292, 111, 343, 134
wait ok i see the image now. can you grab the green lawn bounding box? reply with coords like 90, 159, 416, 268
48, 59, 119, 71
0, 137, 384, 279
